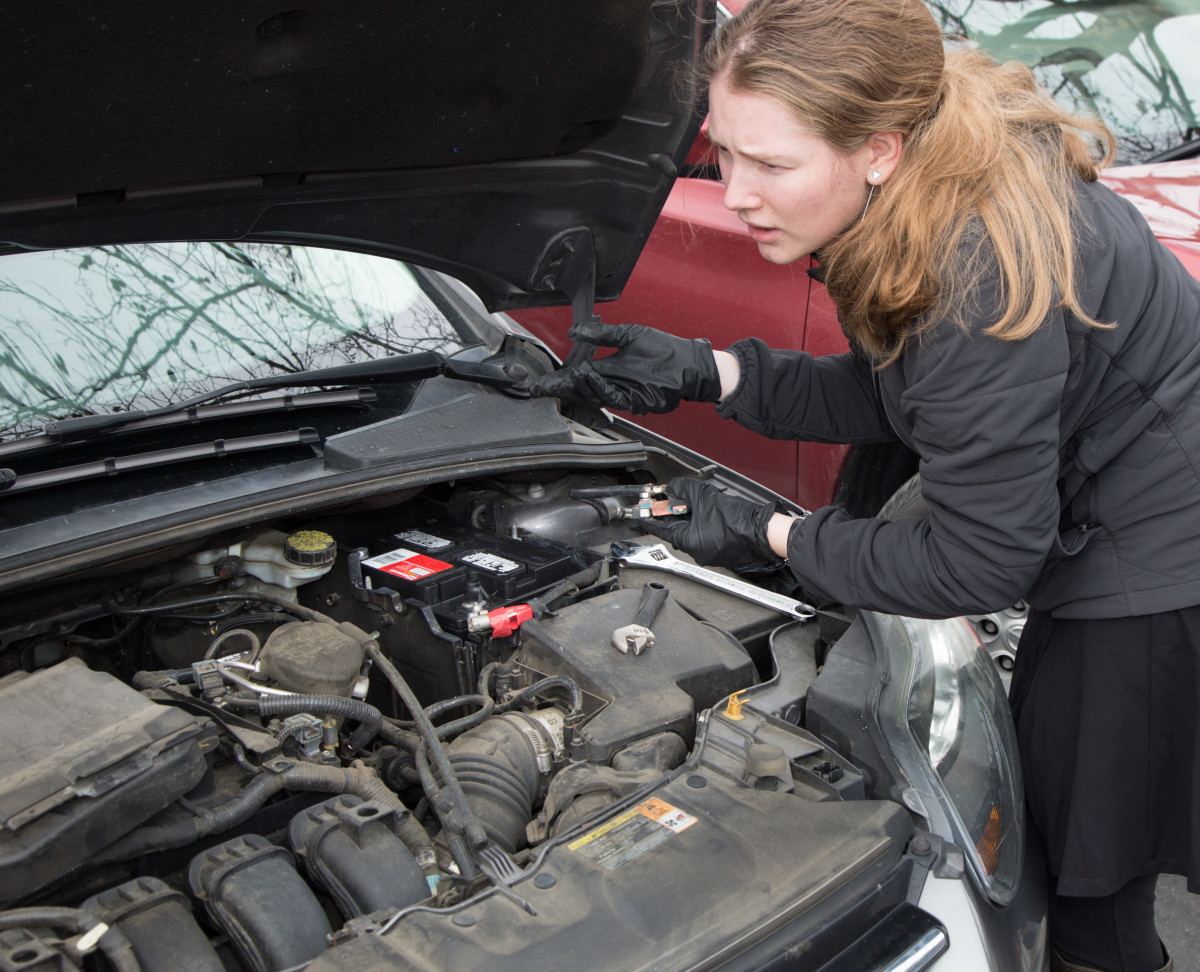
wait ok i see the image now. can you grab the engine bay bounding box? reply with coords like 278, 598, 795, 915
0, 471, 914, 972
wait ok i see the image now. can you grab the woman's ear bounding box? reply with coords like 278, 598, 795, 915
864, 131, 903, 183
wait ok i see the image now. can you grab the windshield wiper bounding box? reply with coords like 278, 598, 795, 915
41, 349, 529, 444
1, 389, 374, 461
1145, 136, 1200, 164
0, 429, 321, 496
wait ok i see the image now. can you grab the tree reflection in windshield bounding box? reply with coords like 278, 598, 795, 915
927, 0, 1200, 165
0, 242, 478, 438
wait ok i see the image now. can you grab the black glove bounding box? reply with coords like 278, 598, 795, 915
641, 477, 779, 571
525, 321, 721, 415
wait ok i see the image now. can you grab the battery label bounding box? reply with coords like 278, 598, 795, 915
362, 546, 453, 581
395, 529, 452, 551
568, 798, 697, 870
461, 551, 521, 574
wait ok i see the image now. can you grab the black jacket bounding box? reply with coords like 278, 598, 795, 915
716, 179, 1200, 619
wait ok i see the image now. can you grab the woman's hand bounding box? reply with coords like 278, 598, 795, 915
640, 477, 781, 570
525, 321, 724, 415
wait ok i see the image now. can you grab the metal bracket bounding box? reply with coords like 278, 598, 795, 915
347, 548, 403, 615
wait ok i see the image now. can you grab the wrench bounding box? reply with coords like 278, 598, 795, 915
612, 580, 669, 655
611, 541, 815, 621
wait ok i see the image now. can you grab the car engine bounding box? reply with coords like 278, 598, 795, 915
0, 472, 912, 972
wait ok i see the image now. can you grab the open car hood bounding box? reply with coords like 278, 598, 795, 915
0, 0, 709, 315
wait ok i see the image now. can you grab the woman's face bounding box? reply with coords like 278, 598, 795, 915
707, 74, 880, 264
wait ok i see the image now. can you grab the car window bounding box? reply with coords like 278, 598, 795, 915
928, 0, 1200, 164
0, 242, 483, 438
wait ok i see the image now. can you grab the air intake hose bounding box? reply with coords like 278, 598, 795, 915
443, 713, 551, 853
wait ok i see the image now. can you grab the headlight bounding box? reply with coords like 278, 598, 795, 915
864, 612, 1024, 905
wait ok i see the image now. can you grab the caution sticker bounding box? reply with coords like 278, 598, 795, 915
362, 546, 453, 581
461, 551, 521, 574
395, 529, 452, 551
568, 798, 697, 870
640, 797, 698, 832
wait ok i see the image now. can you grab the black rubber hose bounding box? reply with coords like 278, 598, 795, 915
477, 662, 505, 699
109, 593, 327, 622
204, 627, 261, 660
537, 563, 603, 609
93, 762, 436, 876
447, 834, 479, 881
413, 740, 441, 809
258, 694, 383, 751
412, 741, 477, 880
376, 720, 421, 749
190, 762, 360, 836
425, 694, 492, 722
64, 616, 140, 648
0, 907, 142, 972
365, 643, 489, 851
91, 818, 201, 865
131, 668, 191, 690
388, 694, 495, 740
497, 675, 582, 714
430, 703, 494, 740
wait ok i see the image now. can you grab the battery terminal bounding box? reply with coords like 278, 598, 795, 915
568, 483, 688, 522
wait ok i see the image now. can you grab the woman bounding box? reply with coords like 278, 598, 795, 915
528, 1, 1200, 970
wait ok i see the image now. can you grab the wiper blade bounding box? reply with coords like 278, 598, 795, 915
42, 350, 528, 443
0, 428, 320, 496
1, 389, 374, 461
1145, 136, 1200, 164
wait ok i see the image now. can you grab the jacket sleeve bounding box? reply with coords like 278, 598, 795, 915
714, 337, 897, 444
786, 293, 1070, 619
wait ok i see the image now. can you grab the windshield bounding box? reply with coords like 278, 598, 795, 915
927, 0, 1200, 165
0, 242, 483, 439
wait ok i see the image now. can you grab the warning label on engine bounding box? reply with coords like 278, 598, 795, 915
567, 798, 697, 870
394, 529, 452, 551
461, 551, 521, 574
362, 547, 453, 581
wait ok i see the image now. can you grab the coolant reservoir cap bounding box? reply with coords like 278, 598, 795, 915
284, 530, 337, 567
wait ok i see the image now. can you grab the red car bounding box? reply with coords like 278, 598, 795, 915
515, 0, 1200, 515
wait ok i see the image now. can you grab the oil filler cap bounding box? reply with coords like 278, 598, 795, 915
284, 530, 337, 567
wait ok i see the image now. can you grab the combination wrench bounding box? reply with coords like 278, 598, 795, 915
610, 541, 816, 621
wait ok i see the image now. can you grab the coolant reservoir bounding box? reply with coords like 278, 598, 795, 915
176, 530, 337, 588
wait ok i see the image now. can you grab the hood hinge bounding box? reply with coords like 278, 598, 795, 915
529, 227, 601, 368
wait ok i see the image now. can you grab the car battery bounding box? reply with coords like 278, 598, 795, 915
360, 521, 601, 633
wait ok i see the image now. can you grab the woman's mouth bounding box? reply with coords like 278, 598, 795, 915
744, 223, 781, 244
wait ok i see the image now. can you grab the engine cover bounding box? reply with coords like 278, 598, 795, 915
515, 587, 756, 762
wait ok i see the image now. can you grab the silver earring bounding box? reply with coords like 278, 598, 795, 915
869, 170, 881, 183
859, 183, 876, 223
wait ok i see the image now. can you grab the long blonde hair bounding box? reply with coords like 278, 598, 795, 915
703, 0, 1114, 364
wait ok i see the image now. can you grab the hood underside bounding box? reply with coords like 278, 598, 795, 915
0, 0, 709, 312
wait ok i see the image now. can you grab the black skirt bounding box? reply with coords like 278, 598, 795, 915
1009, 606, 1200, 897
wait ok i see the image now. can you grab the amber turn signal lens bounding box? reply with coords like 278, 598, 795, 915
976, 805, 1003, 875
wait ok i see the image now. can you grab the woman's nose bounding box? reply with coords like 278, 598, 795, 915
721, 164, 758, 213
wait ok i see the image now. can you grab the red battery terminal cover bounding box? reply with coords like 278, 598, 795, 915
481, 603, 533, 637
